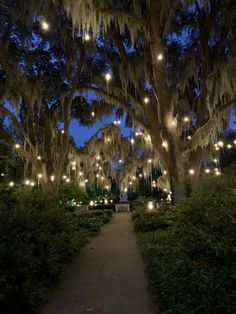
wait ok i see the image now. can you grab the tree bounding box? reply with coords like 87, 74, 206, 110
64, 0, 236, 202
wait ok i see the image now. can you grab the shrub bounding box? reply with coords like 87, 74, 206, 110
0, 187, 112, 314
58, 182, 87, 209
138, 174, 236, 313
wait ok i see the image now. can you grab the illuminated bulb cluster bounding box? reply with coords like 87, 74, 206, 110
114, 120, 121, 125
135, 131, 143, 136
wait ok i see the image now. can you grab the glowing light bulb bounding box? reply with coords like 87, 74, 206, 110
213, 159, 218, 163
1, 173, 4, 177
66, 178, 70, 183
96, 156, 100, 160
234, 140, 236, 145
183, 116, 189, 123
205, 168, 210, 174
139, 174, 143, 178
79, 171, 83, 176
14, 144, 20, 149
148, 201, 154, 210
119, 159, 123, 163
89, 200, 94, 206
144, 97, 149, 104
227, 144, 232, 149
61, 130, 65, 134
9, 181, 14, 187
124, 188, 128, 192
130, 138, 135, 144
50, 175, 55, 182
218, 141, 224, 147
187, 135, 192, 140
84, 33, 90, 41
91, 111, 95, 117
215, 170, 221, 176
163, 170, 167, 175
105, 73, 112, 82
188, 169, 195, 175
37, 155, 42, 160
148, 159, 152, 163
96, 174, 100, 178
104, 199, 108, 205
25, 180, 30, 185
157, 53, 163, 61
30, 182, 35, 187
162, 141, 168, 148
62, 175, 67, 179
41, 21, 49, 31
72, 166, 76, 170
37, 173, 42, 179
85, 179, 88, 183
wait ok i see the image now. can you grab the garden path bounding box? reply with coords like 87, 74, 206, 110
42, 212, 155, 314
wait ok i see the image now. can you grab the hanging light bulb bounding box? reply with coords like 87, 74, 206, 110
96, 156, 100, 160
144, 97, 149, 104
188, 169, 195, 175
162, 141, 168, 149
62, 175, 67, 179
183, 116, 189, 123
9, 181, 14, 187
37, 173, 42, 179
234, 140, 236, 145
25, 180, 30, 185
215, 170, 221, 176
50, 175, 55, 182
61, 129, 65, 134
41, 20, 50, 31
30, 182, 35, 187
157, 53, 164, 61
96, 174, 100, 178
14, 143, 20, 149
85, 179, 88, 183
218, 141, 224, 147
187, 135, 192, 140
130, 138, 135, 144
227, 144, 232, 149
79, 171, 83, 176
105, 73, 112, 82
1, 173, 4, 177
119, 159, 123, 163
213, 159, 218, 163
148, 159, 152, 163
124, 188, 128, 192
205, 168, 210, 174
139, 174, 143, 178
89, 200, 94, 206
91, 111, 95, 117
163, 170, 167, 175
84, 33, 90, 41
66, 178, 70, 183
37, 155, 42, 160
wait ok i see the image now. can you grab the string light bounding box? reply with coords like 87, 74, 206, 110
227, 144, 232, 149
30, 182, 35, 187
119, 159, 123, 163
215, 170, 221, 176
187, 135, 192, 140
14, 143, 20, 149
96, 174, 100, 178
61, 130, 65, 134
157, 53, 163, 61
79, 171, 83, 176
89, 200, 94, 206
37, 173, 42, 179
148, 159, 152, 163
1, 173, 4, 177
96, 156, 100, 160
139, 174, 143, 178
9, 181, 14, 187
25, 180, 30, 185
91, 111, 95, 117
50, 175, 55, 182
104, 199, 108, 205
163, 170, 167, 175
130, 138, 135, 144
124, 188, 128, 192
148, 201, 154, 210
37, 156, 42, 160
66, 178, 70, 183
85, 179, 88, 183
205, 168, 210, 174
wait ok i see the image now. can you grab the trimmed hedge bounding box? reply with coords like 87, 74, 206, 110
0, 187, 112, 314
133, 175, 236, 313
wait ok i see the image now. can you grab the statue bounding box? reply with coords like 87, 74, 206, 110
119, 192, 128, 203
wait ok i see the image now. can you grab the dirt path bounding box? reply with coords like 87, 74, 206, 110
42, 213, 155, 314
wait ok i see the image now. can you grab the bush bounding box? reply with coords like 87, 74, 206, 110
58, 182, 87, 209
137, 175, 236, 313
0, 187, 112, 314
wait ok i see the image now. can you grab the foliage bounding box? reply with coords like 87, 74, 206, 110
136, 174, 236, 313
58, 182, 87, 208
0, 187, 112, 314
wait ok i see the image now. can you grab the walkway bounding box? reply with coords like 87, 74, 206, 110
42, 213, 155, 314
